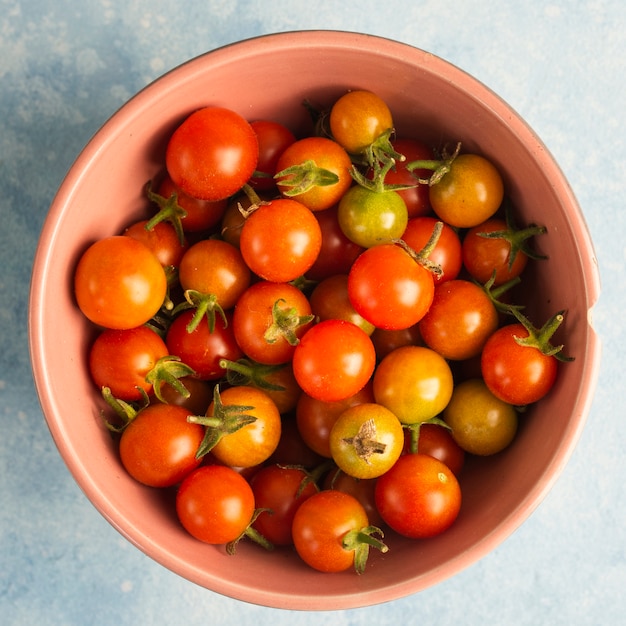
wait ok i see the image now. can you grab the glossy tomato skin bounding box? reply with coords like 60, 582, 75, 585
166, 106, 258, 202
232, 281, 314, 365
373, 345, 453, 424
481, 323, 559, 405
239, 198, 322, 283
348, 243, 435, 330
375, 453, 461, 538
178, 238, 251, 310
402, 216, 462, 284
292, 319, 376, 403
249, 119, 296, 191
292, 490, 370, 573
176, 464, 255, 544
208, 385, 282, 468
418, 279, 499, 360
123, 219, 189, 268
89, 325, 169, 401
155, 376, 214, 416
250, 464, 318, 546
119, 404, 204, 488
166, 309, 242, 381
323, 467, 383, 527
75, 236, 167, 330
430, 153, 504, 228
275, 136, 353, 211
403, 423, 465, 476
370, 324, 423, 360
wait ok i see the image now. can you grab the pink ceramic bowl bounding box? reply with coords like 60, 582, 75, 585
29, 31, 601, 610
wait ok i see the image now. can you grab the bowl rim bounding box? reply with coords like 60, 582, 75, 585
28, 29, 602, 610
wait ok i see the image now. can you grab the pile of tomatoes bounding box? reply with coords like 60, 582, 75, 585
73, 89, 571, 574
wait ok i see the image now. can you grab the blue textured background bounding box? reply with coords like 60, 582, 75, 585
1, 1, 624, 624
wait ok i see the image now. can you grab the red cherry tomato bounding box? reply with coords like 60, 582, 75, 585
249, 119, 296, 190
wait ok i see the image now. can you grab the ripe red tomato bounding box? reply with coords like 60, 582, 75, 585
165, 106, 259, 201
375, 453, 461, 538
403, 423, 465, 476
89, 325, 169, 400
74, 236, 167, 330
249, 119, 296, 191
250, 464, 318, 546
176, 464, 255, 544
348, 243, 435, 330
119, 403, 204, 487
123, 219, 189, 268
239, 198, 322, 283
275, 136, 353, 211
292, 319, 376, 403
323, 467, 383, 527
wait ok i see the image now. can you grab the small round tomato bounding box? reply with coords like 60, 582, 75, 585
403, 423, 465, 476
166, 106, 259, 201
323, 467, 383, 527
370, 324, 422, 360
429, 153, 504, 228
249, 119, 296, 191
375, 453, 461, 539
348, 243, 435, 330
481, 322, 559, 405
329, 90, 393, 155
207, 385, 282, 468
329, 403, 404, 479
178, 238, 251, 311
402, 216, 462, 284
418, 279, 499, 361
176, 464, 255, 544
292, 490, 386, 574
156, 376, 214, 416
373, 345, 453, 424
166, 309, 243, 381
443, 378, 518, 455
275, 136, 353, 211
250, 464, 318, 546
74, 236, 167, 330
119, 404, 204, 487
239, 198, 322, 283
338, 185, 408, 248
268, 415, 325, 468
296, 382, 375, 458
292, 319, 376, 403
123, 219, 189, 268
232, 281, 314, 365
89, 325, 169, 401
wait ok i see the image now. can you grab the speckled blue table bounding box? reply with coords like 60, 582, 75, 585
2, 1, 624, 624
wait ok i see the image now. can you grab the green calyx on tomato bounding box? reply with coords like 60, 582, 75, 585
405, 141, 462, 186
145, 180, 188, 246
403, 416, 451, 455
225, 507, 275, 556
219, 358, 288, 393
100, 385, 148, 433
144, 355, 196, 403
188, 385, 258, 459
341, 524, 389, 575
172, 289, 228, 334
274, 159, 340, 196
264, 298, 316, 346
395, 220, 444, 279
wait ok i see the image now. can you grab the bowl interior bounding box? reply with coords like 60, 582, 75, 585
29, 31, 601, 610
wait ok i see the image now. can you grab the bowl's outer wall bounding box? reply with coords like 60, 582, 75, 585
29, 31, 601, 610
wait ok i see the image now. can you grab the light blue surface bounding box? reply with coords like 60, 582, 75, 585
1, 1, 624, 624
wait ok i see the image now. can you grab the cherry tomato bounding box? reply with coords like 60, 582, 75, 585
207, 385, 282, 468
249, 119, 296, 191
429, 153, 504, 228
338, 185, 408, 249
292, 319, 376, 403
418, 279, 499, 360
296, 381, 375, 458
373, 345, 453, 424
481, 323, 559, 405
370, 324, 422, 360
348, 243, 435, 330
119, 404, 204, 487
323, 468, 383, 528
329, 90, 393, 154
375, 453, 461, 538
123, 219, 188, 268
176, 464, 255, 544
275, 136, 353, 211
232, 281, 314, 365
89, 325, 169, 401
268, 416, 325, 468
166, 106, 258, 201
178, 238, 251, 311
250, 464, 318, 546
292, 490, 384, 573
239, 198, 322, 283
75, 236, 167, 330
402, 216, 462, 284
305, 205, 364, 281
443, 378, 518, 455
166, 309, 242, 381
403, 423, 465, 476
309, 274, 375, 335
156, 376, 214, 416
329, 402, 404, 479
